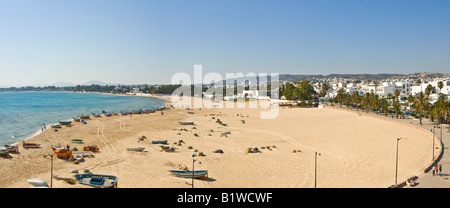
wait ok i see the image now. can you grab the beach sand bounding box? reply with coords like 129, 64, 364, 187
0, 97, 436, 188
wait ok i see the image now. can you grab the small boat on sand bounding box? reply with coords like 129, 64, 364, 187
22, 142, 40, 149
51, 124, 62, 128
54, 149, 72, 159
59, 121, 72, 125
71, 139, 84, 143
0, 150, 10, 157
179, 122, 195, 125
74, 174, 118, 188
78, 115, 90, 119
168, 170, 208, 179
84, 145, 99, 152
3, 145, 18, 153
126, 147, 145, 152
27, 178, 49, 188
73, 154, 83, 160
152, 140, 168, 144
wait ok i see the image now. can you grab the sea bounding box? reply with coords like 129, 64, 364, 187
0, 91, 167, 146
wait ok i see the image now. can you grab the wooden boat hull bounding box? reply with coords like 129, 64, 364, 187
78, 115, 90, 119
179, 122, 195, 125
84, 146, 99, 152
127, 147, 145, 151
54, 149, 72, 158
59, 121, 72, 125
71, 139, 84, 143
4, 145, 18, 153
51, 124, 62, 128
152, 140, 168, 144
23, 142, 40, 148
0, 151, 9, 156
74, 174, 118, 188
169, 170, 208, 179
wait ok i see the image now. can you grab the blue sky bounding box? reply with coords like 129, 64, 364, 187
0, 0, 449, 86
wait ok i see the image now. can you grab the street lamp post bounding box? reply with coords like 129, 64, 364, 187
395, 137, 406, 186
314, 152, 321, 188
433, 126, 436, 161
50, 154, 53, 188
192, 158, 195, 188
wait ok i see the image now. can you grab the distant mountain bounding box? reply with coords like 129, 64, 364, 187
81, 80, 121, 86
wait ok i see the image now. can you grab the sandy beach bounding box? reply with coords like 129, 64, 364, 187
0, 97, 436, 188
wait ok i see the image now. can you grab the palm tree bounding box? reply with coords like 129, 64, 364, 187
371, 94, 380, 114
362, 93, 371, 113
414, 92, 428, 125
393, 102, 401, 119
425, 84, 435, 98
394, 89, 400, 101
438, 81, 444, 94
407, 94, 414, 108
381, 98, 389, 116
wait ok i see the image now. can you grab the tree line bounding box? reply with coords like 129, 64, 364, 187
331, 88, 449, 125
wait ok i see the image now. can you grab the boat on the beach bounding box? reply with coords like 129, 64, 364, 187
168, 170, 208, 179
74, 174, 118, 188
22, 142, 40, 149
74, 151, 94, 158
27, 178, 49, 188
73, 154, 83, 160
104, 113, 112, 117
0, 150, 10, 157
78, 115, 90, 119
84, 145, 99, 152
52, 145, 65, 150
71, 139, 84, 143
179, 122, 195, 125
126, 147, 145, 152
3, 145, 19, 153
92, 113, 101, 117
51, 124, 62, 128
152, 140, 168, 144
54, 149, 72, 159
73, 118, 81, 122
219, 123, 228, 126
59, 121, 72, 125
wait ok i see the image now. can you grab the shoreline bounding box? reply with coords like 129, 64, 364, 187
2, 92, 168, 148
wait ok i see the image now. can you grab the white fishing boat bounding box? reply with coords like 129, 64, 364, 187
73, 154, 83, 160
27, 178, 49, 188
127, 147, 145, 152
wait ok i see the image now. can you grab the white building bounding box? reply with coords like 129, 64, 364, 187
411, 79, 450, 96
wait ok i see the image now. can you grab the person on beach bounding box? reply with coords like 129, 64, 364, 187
439, 165, 442, 176
433, 168, 435, 176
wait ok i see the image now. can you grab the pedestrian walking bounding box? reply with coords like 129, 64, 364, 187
435, 165, 439, 176
439, 165, 443, 176
433, 168, 435, 176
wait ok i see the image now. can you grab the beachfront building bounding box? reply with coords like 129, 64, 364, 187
411, 79, 450, 96
393, 81, 412, 97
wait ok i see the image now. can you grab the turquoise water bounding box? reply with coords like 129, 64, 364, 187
0, 92, 166, 146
